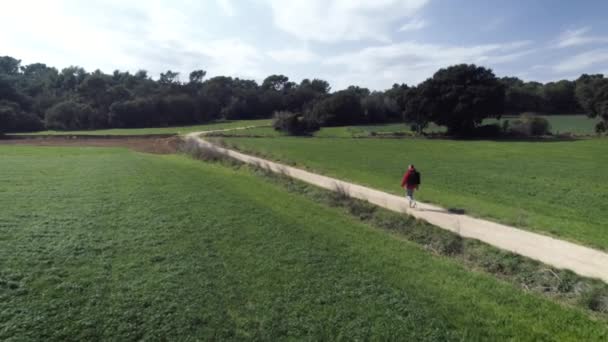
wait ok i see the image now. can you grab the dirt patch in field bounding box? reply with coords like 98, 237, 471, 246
0, 135, 182, 154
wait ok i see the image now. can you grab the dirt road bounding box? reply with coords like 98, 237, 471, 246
187, 130, 608, 283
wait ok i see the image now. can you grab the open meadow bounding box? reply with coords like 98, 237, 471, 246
221, 136, 608, 251
209, 115, 598, 138
486, 115, 601, 135
2, 145, 607, 340
11, 119, 271, 136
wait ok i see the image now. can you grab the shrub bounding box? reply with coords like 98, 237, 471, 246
510, 114, 551, 136
273, 111, 319, 136
580, 287, 608, 313
14, 111, 44, 132
45, 100, 95, 130
472, 123, 503, 137
0, 100, 18, 134
180, 139, 227, 162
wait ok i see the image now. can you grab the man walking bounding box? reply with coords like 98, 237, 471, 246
401, 164, 421, 208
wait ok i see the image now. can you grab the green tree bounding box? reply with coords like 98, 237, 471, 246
159, 70, 180, 85
272, 111, 319, 135
575, 74, 608, 133
109, 98, 157, 128
419, 64, 505, 135
402, 85, 436, 134
346, 85, 371, 98
0, 56, 21, 75
78, 72, 109, 106
0, 100, 18, 133
305, 89, 364, 126
189, 70, 207, 84
542, 80, 581, 113
262, 74, 291, 91
160, 94, 197, 125
58, 66, 87, 92
361, 92, 391, 123
309, 79, 331, 94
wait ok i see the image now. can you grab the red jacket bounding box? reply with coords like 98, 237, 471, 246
401, 169, 417, 189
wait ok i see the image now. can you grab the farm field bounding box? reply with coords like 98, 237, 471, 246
210, 115, 597, 138
1, 146, 607, 340
11, 115, 595, 139
485, 114, 600, 135
11, 119, 271, 136
208, 122, 444, 138
221, 136, 608, 250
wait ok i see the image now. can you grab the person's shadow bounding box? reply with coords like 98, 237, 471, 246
419, 207, 466, 215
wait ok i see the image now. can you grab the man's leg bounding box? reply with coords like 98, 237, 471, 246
407, 188, 414, 207
409, 189, 417, 208
412, 191, 417, 208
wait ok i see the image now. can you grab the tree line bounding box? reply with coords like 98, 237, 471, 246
0, 55, 606, 136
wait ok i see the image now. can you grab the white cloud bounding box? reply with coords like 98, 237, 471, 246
554, 49, 608, 73
324, 40, 533, 88
4, 0, 608, 90
216, 0, 236, 16
398, 18, 427, 32
555, 26, 608, 48
0, 0, 266, 80
199, 39, 263, 77
266, 0, 429, 42
267, 48, 318, 64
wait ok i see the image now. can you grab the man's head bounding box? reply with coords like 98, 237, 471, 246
409, 164, 415, 170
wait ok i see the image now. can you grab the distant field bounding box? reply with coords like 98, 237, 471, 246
11, 113, 597, 137
211, 122, 446, 138
222, 137, 608, 250
210, 115, 597, 138
316, 124, 409, 138
12, 119, 271, 136
1, 146, 607, 340
485, 114, 600, 135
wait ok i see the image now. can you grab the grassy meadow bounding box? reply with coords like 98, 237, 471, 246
2, 145, 608, 340
221, 137, 608, 250
209, 115, 597, 138
485, 114, 601, 135
12, 119, 271, 136
11, 114, 595, 138
207, 122, 442, 138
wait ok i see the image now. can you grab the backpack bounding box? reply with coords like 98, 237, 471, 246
407, 171, 421, 186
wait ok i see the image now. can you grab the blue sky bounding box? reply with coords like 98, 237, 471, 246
2, 0, 608, 90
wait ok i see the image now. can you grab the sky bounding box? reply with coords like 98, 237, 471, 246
2, 0, 608, 90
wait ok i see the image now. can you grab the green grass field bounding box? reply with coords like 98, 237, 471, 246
207, 115, 597, 138
485, 114, 600, 135
222, 137, 608, 250
2, 146, 607, 340
316, 124, 408, 138
12, 119, 271, 136
209, 122, 445, 138
321, 115, 598, 137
